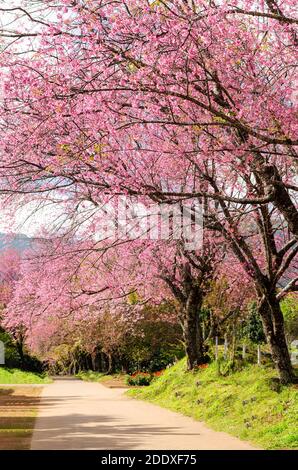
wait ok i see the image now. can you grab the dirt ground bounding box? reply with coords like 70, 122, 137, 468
100, 376, 130, 388
0, 387, 42, 450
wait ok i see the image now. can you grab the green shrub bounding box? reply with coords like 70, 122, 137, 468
126, 372, 153, 386
241, 301, 266, 344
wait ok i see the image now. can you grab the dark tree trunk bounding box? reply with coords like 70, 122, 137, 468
91, 353, 96, 371
16, 340, 25, 368
161, 259, 212, 371
181, 288, 206, 370
100, 352, 107, 372
107, 353, 114, 374
258, 293, 294, 384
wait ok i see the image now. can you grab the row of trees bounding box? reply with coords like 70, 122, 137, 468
0, 241, 296, 376
0, 1, 297, 382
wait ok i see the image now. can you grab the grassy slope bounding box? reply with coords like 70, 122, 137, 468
0, 367, 50, 384
128, 359, 298, 449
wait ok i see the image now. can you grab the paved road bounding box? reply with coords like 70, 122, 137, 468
31, 379, 256, 450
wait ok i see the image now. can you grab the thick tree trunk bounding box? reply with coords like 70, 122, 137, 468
181, 289, 206, 370
258, 293, 294, 384
16, 340, 25, 368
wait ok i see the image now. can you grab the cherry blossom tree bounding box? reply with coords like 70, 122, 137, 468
0, 0, 297, 381
2, 233, 212, 369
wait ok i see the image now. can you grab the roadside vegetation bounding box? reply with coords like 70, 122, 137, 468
0, 367, 50, 384
76, 370, 106, 382
77, 371, 131, 388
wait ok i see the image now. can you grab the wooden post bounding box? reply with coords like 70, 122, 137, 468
224, 335, 228, 360
215, 336, 218, 361
242, 344, 246, 360
0, 340, 4, 365
257, 345, 261, 365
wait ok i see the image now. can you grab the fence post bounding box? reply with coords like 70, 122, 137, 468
242, 344, 246, 360
224, 335, 228, 360
290, 340, 298, 365
0, 341, 5, 365
215, 336, 218, 360
257, 345, 261, 365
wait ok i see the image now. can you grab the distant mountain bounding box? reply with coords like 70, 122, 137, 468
0, 233, 33, 252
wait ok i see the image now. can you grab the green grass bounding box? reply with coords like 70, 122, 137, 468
77, 370, 128, 385
0, 367, 51, 384
128, 359, 298, 450
76, 370, 107, 382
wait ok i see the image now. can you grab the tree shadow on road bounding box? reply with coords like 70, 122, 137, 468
0, 386, 43, 450
31, 410, 201, 450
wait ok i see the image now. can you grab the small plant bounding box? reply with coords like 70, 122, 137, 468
195, 363, 209, 370
216, 358, 241, 376
153, 370, 164, 377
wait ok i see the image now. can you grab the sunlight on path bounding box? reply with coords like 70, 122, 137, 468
30, 379, 256, 450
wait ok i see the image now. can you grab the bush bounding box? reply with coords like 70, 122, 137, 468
0, 328, 44, 372
216, 358, 243, 376
126, 372, 153, 386
146, 344, 184, 372
241, 302, 266, 344
22, 354, 44, 373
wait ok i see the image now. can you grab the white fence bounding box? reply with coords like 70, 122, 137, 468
214, 337, 298, 366
291, 340, 298, 366
0, 340, 5, 365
